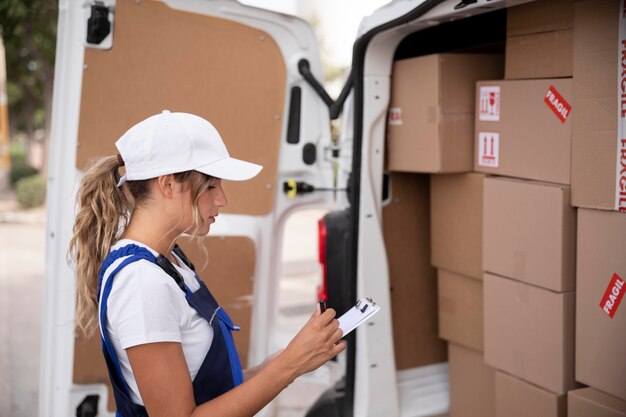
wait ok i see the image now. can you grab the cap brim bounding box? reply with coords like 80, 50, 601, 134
195, 157, 263, 181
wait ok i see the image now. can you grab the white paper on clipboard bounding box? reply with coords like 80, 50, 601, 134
337, 298, 380, 336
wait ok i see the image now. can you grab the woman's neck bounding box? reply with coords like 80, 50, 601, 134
122, 208, 179, 260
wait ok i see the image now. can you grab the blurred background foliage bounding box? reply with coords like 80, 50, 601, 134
0, 0, 57, 139
1, 0, 57, 206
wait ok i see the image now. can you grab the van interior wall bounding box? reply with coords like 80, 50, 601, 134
394, 9, 506, 60
383, 173, 447, 369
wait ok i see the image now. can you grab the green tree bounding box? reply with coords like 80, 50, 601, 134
0, 0, 57, 144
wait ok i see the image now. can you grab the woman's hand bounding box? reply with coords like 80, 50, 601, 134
128, 305, 345, 417
273, 305, 346, 383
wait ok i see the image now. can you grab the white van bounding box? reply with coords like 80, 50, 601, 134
41, 1, 559, 416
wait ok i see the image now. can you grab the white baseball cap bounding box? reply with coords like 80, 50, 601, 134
115, 110, 262, 186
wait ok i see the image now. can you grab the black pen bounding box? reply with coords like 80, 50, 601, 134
319, 299, 327, 314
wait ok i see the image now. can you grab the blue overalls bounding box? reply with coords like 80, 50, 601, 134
97, 244, 244, 417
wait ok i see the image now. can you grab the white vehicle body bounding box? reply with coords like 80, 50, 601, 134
41, 1, 534, 416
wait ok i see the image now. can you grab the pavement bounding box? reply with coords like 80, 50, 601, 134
0, 183, 46, 417
0, 180, 335, 417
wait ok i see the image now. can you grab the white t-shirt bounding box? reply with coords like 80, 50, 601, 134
99, 239, 213, 406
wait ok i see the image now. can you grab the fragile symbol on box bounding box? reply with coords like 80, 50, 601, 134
478, 132, 499, 168
388, 107, 402, 126
600, 273, 625, 318
478, 86, 500, 121
544, 86, 571, 123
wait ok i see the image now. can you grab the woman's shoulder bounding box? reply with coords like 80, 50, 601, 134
104, 239, 188, 296
106, 256, 183, 298
104, 258, 187, 347
110, 238, 159, 256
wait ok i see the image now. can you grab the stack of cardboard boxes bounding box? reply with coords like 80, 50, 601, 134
386, 45, 504, 417
570, 0, 626, 414
386, 0, 626, 415
477, 3, 578, 405
385, 51, 504, 372
431, 172, 495, 417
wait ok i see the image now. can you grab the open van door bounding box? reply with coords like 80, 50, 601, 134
40, 1, 346, 415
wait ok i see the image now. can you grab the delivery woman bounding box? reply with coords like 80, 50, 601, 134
69, 111, 345, 417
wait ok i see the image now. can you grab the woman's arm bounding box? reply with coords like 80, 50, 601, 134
127, 307, 345, 417
242, 349, 283, 381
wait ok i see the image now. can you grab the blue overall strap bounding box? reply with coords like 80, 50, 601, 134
97, 244, 158, 397
215, 307, 244, 386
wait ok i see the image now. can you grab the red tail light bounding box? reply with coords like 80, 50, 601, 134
317, 217, 327, 302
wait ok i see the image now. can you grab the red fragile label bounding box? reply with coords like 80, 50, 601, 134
600, 273, 625, 318
388, 107, 402, 126
544, 86, 571, 123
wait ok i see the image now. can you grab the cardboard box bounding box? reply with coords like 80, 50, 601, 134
504, 0, 574, 79
388, 54, 503, 173
438, 270, 484, 352
571, 0, 625, 211
505, 29, 573, 79
569, 387, 626, 417
495, 371, 567, 417
576, 208, 626, 401
383, 173, 447, 369
474, 79, 572, 185
507, 0, 574, 37
483, 177, 576, 292
431, 173, 484, 279
484, 273, 576, 395
449, 343, 495, 417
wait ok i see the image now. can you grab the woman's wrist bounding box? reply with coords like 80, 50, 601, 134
262, 350, 299, 387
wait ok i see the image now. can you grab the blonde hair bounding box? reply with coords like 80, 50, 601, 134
69, 156, 213, 337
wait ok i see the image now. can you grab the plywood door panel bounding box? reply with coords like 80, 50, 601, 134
76, 0, 286, 215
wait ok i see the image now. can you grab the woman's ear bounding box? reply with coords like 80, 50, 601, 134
155, 174, 174, 199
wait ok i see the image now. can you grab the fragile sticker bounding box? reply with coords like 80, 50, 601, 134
600, 273, 625, 318
478, 132, 499, 168
388, 107, 402, 126
544, 86, 571, 123
478, 86, 500, 121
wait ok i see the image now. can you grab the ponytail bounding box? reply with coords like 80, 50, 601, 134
70, 155, 134, 337
69, 156, 213, 336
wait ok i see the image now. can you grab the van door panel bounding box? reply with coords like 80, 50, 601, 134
47, 0, 334, 415
72, 0, 281, 409
178, 236, 256, 369
76, 0, 286, 216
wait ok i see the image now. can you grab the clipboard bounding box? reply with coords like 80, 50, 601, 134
337, 298, 381, 336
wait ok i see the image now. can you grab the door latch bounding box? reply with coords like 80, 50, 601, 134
87, 2, 111, 45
